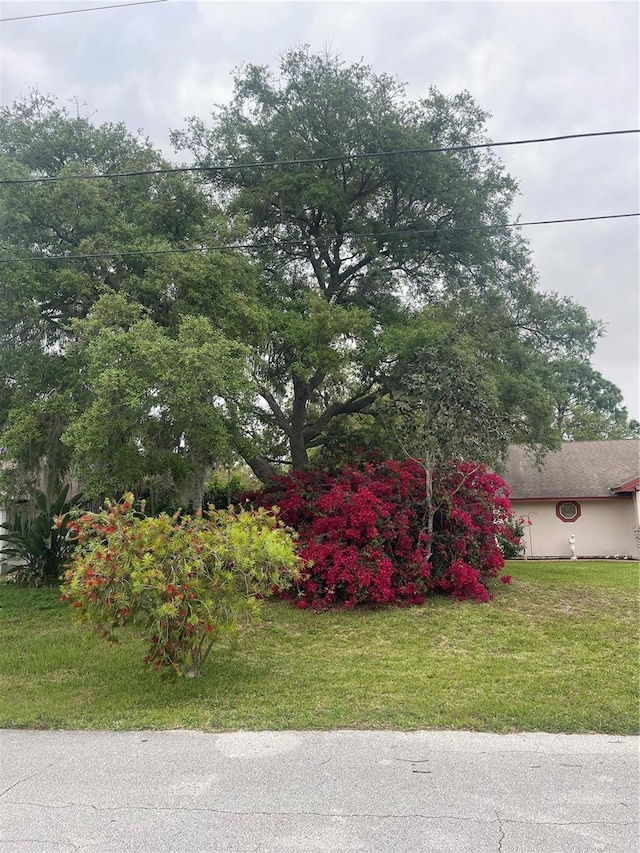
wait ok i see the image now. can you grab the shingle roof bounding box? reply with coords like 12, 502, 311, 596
505, 439, 640, 499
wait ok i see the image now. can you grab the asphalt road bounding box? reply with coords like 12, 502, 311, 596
0, 729, 638, 852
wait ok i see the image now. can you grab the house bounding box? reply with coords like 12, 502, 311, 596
504, 439, 640, 559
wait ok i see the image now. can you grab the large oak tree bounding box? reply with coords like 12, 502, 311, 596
172, 48, 610, 479
0, 92, 257, 504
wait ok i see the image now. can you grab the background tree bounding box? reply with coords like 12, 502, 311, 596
172, 48, 605, 478
0, 92, 259, 505
62, 293, 250, 507
545, 360, 639, 441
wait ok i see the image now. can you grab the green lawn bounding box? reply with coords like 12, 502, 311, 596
0, 560, 638, 734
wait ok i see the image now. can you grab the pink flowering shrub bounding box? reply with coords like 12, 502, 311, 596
246, 459, 519, 609
428, 462, 516, 602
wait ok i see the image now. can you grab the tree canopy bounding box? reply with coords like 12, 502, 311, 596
0, 91, 258, 504
1, 55, 636, 506
171, 48, 619, 478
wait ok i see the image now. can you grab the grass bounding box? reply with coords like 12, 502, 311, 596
0, 560, 638, 734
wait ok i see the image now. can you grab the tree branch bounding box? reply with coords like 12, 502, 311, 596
245, 454, 278, 483
255, 384, 291, 436
303, 391, 379, 443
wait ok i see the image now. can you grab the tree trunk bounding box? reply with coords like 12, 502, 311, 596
246, 455, 277, 483
289, 428, 309, 469
193, 467, 206, 513
290, 377, 310, 469
424, 457, 434, 563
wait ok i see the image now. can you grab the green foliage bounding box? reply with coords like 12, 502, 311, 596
0, 92, 259, 505
204, 467, 259, 509
546, 359, 640, 440
61, 293, 250, 502
1, 71, 631, 508
0, 484, 81, 585
172, 47, 607, 476
497, 517, 527, 559
381, 322, 511, 466
61, 495, 300, 676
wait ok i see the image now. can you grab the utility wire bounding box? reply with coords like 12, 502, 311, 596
1, 129, 638, 185
0, 0, 168, 23
0, 213, 636, 264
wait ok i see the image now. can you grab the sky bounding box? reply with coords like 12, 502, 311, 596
1, 0, 638, 419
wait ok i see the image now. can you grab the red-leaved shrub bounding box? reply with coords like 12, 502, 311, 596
246, 459, 519, 609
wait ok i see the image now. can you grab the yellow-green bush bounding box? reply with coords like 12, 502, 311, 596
61, 495, 299, 676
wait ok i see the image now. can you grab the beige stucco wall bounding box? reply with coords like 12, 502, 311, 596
512, 494, 639, 559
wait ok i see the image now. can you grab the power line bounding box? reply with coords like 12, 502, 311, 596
1, 129, 638, 186
0, 0, 168, 23
0, 213, 636, 264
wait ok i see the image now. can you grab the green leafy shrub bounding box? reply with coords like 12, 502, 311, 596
497, 516, 527, 559
0, 485, 81, 586
204, 468, 259, 510
61, 495, 299, 676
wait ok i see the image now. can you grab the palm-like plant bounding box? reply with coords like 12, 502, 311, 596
0, 485, 81, 585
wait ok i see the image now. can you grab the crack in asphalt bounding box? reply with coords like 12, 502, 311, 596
0, 841, 79, 852
496, 811, 505, 853
0, 760, 59, 799
2, 801, 487, 820
2, 801, 638, 826
391, 757, 431, 763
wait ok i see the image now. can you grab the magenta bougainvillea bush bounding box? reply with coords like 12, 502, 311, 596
246, 459, 518, 609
